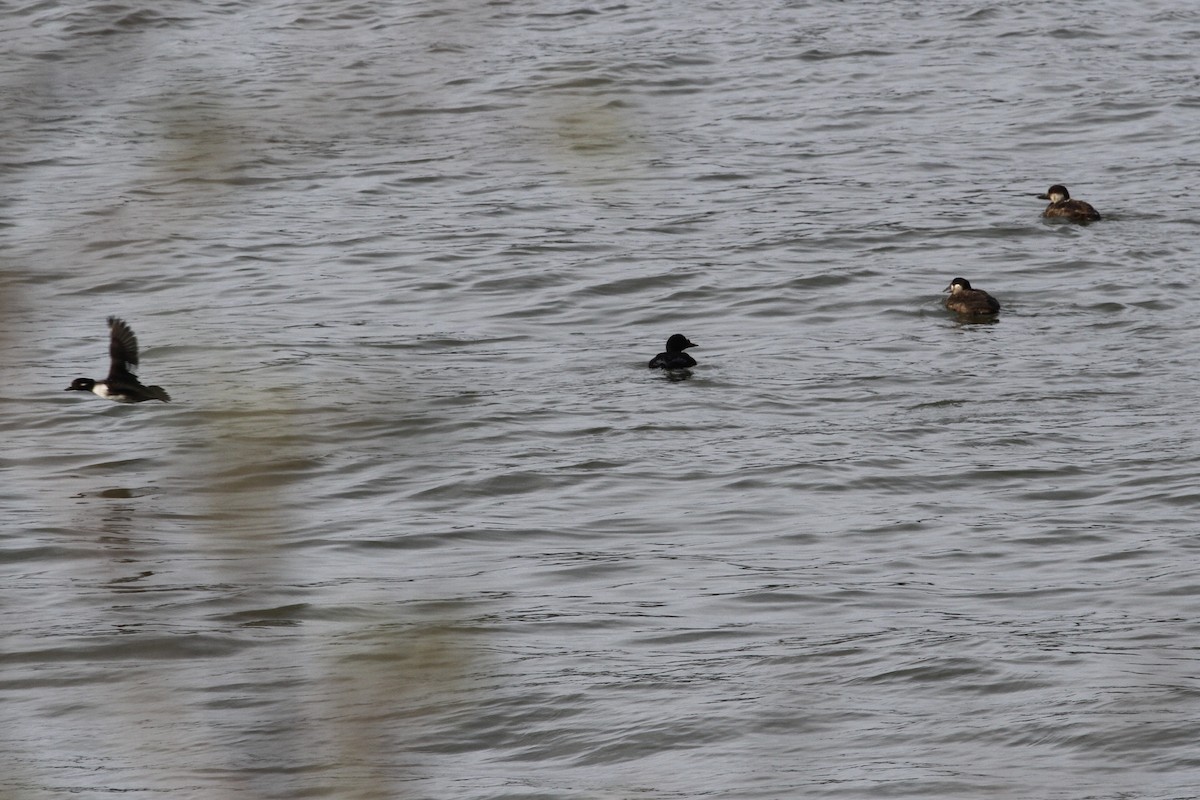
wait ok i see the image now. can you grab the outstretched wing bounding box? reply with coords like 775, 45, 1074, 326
106, 316, 140, 379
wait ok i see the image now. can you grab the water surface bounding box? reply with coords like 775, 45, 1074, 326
4, 1, 1200, 798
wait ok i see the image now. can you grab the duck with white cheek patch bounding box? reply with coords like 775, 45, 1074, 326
66, 317, 171, 403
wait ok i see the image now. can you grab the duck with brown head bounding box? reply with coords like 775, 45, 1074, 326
943, 278, 1001, 317
1037, 184, 1101, 222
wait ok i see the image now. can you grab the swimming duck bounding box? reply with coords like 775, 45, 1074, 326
943, 278, 1000, 316
1037, 184, 1101, 222
648, 334, 697, 369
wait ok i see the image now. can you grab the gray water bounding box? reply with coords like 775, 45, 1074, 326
3, 1, 1200, 798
